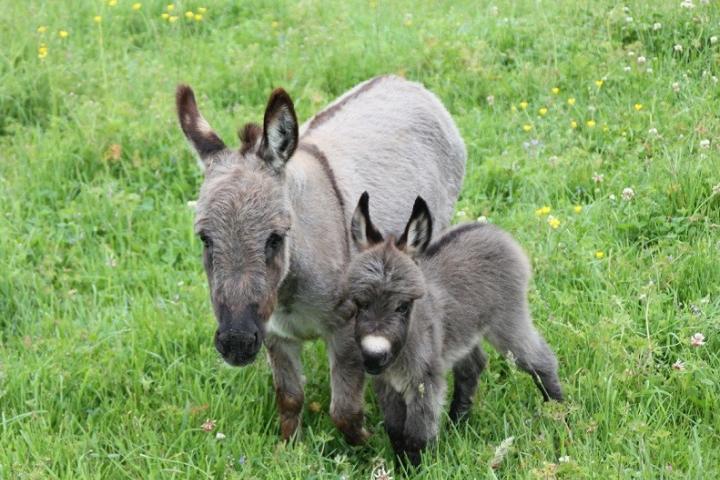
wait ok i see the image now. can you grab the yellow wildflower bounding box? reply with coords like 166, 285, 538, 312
573, 205, 583, 214
37, 26, 47, 33
108, 0, 117, 5
547, 216, 560, 229
539, 107, 548, 116
511, 105, 517, 112
602, 125, 609, 132
571, 120, 578, 129
58, 30, 69, 38
161, 12, 169, 19
567, 97, 576, 106
132, 3, 142, 11
169, 15, 178, 22
37, 44, 48, 59
522, 124, 533, 132
166, 4, 175, 10
271, 20, 279, 29
586, 119, 596, 128
198, 7, 207, 13
551, 87, 560, 95
194, 13, 203, 21
94, 15, 102, 23
185, 11, 194, 19
595, 250, 605, 259
595, 79, 604, 88
535, 206, 551, 216
519, 101, 528, 110
634, 103, 643, 111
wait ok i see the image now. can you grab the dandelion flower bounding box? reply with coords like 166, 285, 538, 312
194, 13, 203, 21
108, 0, 117, 5
519, 100, 528, 110
132, 3, 142, 11
535, 206, 551, 216
570, 120, 578, 129
161, 12, 169, 19
37, 45, 48, 59
169, 15, 178, 22
586, 119, 596, 128
567, 97, 576, 106
634, 103, 643, 111
538, 107, 548, 116
622, 187, 635, 201
58, 30, 69, 38
37, 25, 47, 33
271, 20, 279, 28
699, 139, 710, 149
595, 79, 604, 88
185, 11, 194, 19
672, 360, 685, 371
551, 87, 560, 94
547, 216, 560, 229
167, 4, 175, 10
595, 250, 605, 259
690, 333, 705, 347
522, 124, 533, 132
94, 15, 102, 23
573, 205, 583, 214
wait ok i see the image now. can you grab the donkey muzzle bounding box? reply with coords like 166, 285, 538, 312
215, 303, 263, 366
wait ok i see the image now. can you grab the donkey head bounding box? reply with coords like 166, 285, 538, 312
176, 85, 299, 366
343, 192, 432, 375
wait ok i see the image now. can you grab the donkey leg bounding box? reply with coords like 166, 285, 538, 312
265, 334, 305, 441
449, 345, 487, 422
400, 371, 445, 467
373, 377, 407, 453
486, 312, 563, 402
327, 324, 370, 445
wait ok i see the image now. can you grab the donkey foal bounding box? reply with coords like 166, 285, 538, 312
341, 193, 563, 466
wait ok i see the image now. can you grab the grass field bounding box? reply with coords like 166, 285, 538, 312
2, 0, 720, 478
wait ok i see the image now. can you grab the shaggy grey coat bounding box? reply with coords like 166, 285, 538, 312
176, 75, 466, 444
342, 193, 563, 465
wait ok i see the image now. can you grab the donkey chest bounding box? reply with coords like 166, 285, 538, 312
266, 303, 327, 341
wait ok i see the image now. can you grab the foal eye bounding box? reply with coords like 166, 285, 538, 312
395, 301, 411, 314
265, 233, 284, 260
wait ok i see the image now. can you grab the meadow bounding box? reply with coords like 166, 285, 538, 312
1, 0, 719, 478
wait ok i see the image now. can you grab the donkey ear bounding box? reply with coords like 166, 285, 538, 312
260, 88, 298, 173
351, 192, 384, 251
397, 196, 433, 255
176, 85, 227, 171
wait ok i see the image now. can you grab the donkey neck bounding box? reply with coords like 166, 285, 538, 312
277, 143, 350, 313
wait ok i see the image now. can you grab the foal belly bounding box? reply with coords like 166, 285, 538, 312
266, 303, 326, 341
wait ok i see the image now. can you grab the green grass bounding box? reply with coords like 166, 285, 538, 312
1, 0, 719, 478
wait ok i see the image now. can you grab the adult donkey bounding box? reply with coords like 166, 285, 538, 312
176, 75, 466, 444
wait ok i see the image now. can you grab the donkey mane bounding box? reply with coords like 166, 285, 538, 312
422, 222, 486, 258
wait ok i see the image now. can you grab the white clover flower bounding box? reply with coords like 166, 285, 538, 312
625, 16, 633, 23
711, 36, 718, 45
622, 187, 635, 201
627, 50, 635, 57
653, 22, 662, 31
680, 0, 695, 8
477, 215, 489, 224
711, 183, 720, 195
672, 360, 685, 371
700, 139, 710, 149
674, 44, 684, 52
609, 194, 617, 201
624, 65, 632, 72
648, 127, 658, 136
559, 455, 571, 463
713, 76, 719, 84
672, 81, 681, 92
592, 172, 604, 184
486, 95, 495, 105
691, 332, 705, 347
637, 55, 646, 64
215, 432, 226, 440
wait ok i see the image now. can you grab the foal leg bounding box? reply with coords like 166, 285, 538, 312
327, 323, 370, 445
486, 309, 563, 402
265, 334, 305, 441
373, 378, 407, 453
449, 345, 487, 422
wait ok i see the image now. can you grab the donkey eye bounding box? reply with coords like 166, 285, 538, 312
395, 301, 411, 314
265, 233, 284, 260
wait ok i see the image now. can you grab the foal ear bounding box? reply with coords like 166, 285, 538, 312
351, 192, 384, 251
176, 85, 227, 171
397, 196, 433, 255
260, 88, 299, 173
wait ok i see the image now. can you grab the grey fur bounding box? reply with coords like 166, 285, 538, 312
175, 76, 466, 444
343, 195, 563, 465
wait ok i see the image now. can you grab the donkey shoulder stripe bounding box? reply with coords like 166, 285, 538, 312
304, 75, 389, 133
296, 142, 350, 262
423, 222, 485, 258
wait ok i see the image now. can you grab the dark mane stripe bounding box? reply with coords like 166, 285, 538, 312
303, 75, 388, 134
296, 143, 350, 262
423, 222, 485, 258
